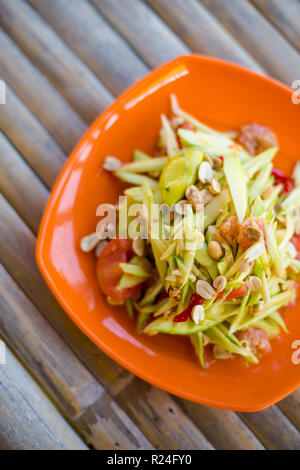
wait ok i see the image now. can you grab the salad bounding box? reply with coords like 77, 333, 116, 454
80, 94, 300, 368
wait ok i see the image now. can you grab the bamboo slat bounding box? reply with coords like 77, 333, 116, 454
27, 0, 148, 95
251, 0, 300, 52
0, 346, 88, 450
179, 399, 264, 450
201, 0, 300, 84
0, 28, 86, 153
0, 262, 151, 450
116, 378, 214, 450
91, 0, 189, 67
0, 131, 48, 234
278, 389, 300, 431
0, 84, 65, 188
146, 0, 264, 72
0, 0, 113, 124
239, 407, 300, 450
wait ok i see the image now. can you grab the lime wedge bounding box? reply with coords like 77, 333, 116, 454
159, 150, 203, 206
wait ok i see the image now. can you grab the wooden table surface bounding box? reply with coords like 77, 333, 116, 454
0, 0, 300, 450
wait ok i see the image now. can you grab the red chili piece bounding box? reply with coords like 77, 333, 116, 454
179, 121, 194, 131
173, 294, 204, 323
272, 168, 293, 194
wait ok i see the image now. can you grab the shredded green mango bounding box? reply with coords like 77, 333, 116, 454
81, 94, 300, 370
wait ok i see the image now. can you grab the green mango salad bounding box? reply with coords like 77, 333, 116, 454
81, 94, 300, 368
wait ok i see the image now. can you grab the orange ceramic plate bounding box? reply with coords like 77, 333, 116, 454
36, 55, 300, 411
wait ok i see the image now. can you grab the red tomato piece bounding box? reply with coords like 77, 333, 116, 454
225, 285, 248, 300
97, 238, 141, 300
272, 168, 293, 194
291, 235, 300, 260
173, 294, 204, 323
291, 234, 300, 252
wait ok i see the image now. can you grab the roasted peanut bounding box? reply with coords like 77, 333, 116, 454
208, 241, 223, 260
103, 156, 122, 171
213, 275, 227, 292
191, 305, 205, 325
245, 276, 262, 292
198, 161, 213, 184
196, 280, 216, 299
132, 238, 145, 257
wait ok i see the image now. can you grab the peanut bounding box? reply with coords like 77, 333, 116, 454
208, 241, 223, 260
132, 238, 145, 257
209, 178, 221, 195
245, 276, 262, 292
198, 161, 213, 184
103, 156, 122, 171
80, 233, 100, 252
213, 275, 227, 292
196, 280, 216, 299
191, 305, 205, 325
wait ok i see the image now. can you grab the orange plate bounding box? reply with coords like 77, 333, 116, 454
37, 55, 300, 411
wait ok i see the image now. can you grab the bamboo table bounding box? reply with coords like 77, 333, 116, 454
0, 0, 300, 450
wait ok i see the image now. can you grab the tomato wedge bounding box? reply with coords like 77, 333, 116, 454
271, 168, 293, 194
291, 234, 300, 252
97, 239, 141, 300
291, 234, 300, 260
225, 285, 248, 300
